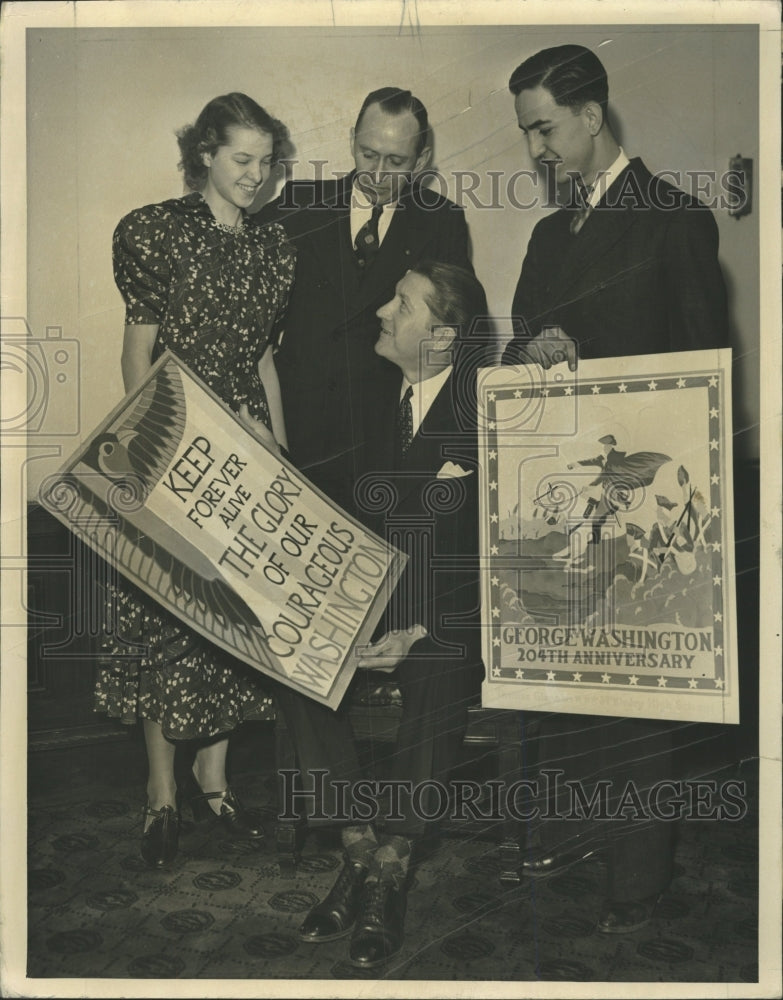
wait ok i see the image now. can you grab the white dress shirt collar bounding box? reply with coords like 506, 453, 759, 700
350, 180, 397, 246
588, 147, 631, 208
400, 365, 453, 440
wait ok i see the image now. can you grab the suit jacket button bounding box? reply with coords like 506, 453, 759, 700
327, 378, 337, 391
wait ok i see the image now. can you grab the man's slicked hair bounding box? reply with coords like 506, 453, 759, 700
354, 87, 430, 156
409, 260, 488, 341
408, 260, 492, 425
508, 45, 609, 117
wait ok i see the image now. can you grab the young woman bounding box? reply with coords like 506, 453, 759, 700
95, 93, 295, 868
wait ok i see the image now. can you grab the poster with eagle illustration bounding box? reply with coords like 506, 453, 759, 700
39, 352, 407, 710
478, 348, 738, 723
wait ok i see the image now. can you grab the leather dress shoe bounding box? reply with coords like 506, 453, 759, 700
185, 771, 265, 840
597, 893, 660, 934
522, 846, 597, 878
349, 878, 407, 969
299, 858, 368, 943
140, 803, 180, 869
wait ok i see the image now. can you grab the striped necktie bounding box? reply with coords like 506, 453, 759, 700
570, 184, 594, 235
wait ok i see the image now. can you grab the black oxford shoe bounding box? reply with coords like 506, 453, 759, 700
349, 878, 407, 969
298, 858, 368, 943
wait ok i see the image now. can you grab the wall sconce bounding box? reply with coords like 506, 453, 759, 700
727, 154, 753, 219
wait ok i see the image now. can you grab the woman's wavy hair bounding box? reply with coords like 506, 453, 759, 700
176, 93, 290, 191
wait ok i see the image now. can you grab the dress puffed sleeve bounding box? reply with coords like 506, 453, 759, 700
112, 205, 172, 325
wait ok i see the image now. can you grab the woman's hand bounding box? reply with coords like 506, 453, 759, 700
355, 625, 428, 672
238, 403, 280, 453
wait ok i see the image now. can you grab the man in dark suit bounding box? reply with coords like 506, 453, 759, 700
258, 87, 472, 513
500, 45, 729, 933
501, 46, 728, 370
273, 261, 487, 969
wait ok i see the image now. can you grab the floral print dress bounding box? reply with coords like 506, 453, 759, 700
94, 192, 295, 739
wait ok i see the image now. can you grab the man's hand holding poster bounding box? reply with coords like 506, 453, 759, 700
39, 353, 407, 710
478, 348, 738, 724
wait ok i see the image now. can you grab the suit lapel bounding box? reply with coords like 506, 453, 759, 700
357, 190, 434, 305
315, 177, 442, 313
375, 383, 398, 475
393, 374, 458, 502
333, 208, 362, 303
307, 176, 362, 306
546, 162, 647, 307
311, 173, 420, 314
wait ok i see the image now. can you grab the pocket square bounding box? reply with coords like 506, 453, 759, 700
436, 461, 473, 479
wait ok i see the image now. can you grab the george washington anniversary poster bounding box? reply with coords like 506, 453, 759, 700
478, 347, 739, 724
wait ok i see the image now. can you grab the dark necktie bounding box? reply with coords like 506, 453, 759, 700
570, 184, 594, 235
396, 385, 414, 458
354, 204, 384, 268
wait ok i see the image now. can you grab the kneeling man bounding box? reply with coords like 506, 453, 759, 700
275, 261, 488, 969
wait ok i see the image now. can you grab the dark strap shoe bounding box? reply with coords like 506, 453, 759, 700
140, 803, 180, 869
186, 771, 265, 840
211, 786, 265, 839
349, 877, 407, 969
298, 858, 368, 943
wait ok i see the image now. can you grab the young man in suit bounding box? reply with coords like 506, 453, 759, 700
501, 44, 728, 370
500, 45, 729, 933
273, 261, 487, 969
257, 88, 473, 514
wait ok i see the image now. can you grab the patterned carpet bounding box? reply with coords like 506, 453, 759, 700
23, 721, 761, 989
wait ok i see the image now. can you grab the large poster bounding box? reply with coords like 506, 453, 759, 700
38, 352, 406, 710
479, 348, 738, 723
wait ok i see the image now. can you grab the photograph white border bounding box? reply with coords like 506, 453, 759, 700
1, 2, 780, 998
